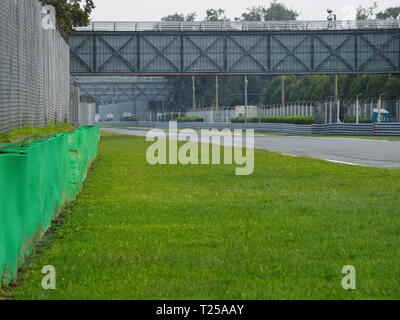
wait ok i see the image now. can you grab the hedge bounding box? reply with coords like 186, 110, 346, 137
176, 117, 204, 123
231, 117, 259, 123
343, 115, 371, 123
120, 116, 138, 122
231, 116, 315, 125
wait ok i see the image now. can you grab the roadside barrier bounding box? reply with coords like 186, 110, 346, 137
0, 126, 100, 283
104, 121, 400, 137
374, 123, 400, 136
311, 123, 374, 136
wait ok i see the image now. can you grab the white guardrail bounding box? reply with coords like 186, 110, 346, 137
101, 122, 400, 136
77, 20, 400, 32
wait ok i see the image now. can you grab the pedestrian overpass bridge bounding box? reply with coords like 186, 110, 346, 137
70, 20, 400, 76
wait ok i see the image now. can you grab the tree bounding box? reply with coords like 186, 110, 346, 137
237, 1, 299, 22
161, 12, 197, 22
185, 12, 197, 22
356, 2, 378, 20
205, 8, 228, 21
384, 76, 400, 99
41, 0, 95, 36
376, 6, 400, 19
161, 13, 185, 22
262, 0, 299, 21
236, 6, 263, 21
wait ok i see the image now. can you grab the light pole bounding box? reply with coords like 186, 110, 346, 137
324, 98, 328, 124
336, 96, 341, 123
192, 76, 196, 110
327, 8, 339, 107
215, 75, 219, 110
378, 93, 384, 124
397, 98, 400, 122
244, 75, 249, 124
356, 93, 363, 124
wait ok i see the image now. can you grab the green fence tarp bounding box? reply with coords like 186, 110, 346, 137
0, 126, 100, 283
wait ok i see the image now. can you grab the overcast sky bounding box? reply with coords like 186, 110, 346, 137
91, 0, 399, 21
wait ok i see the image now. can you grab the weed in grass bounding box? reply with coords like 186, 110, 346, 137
0, 123, 75, 145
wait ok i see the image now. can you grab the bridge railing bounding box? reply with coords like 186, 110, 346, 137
75, 76, 168, 84
76, 20, 400, 32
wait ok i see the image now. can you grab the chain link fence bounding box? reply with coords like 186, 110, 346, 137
0, 0, 71, 133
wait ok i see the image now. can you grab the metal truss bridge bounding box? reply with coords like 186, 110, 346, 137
75, 76, 172, 104
70, 20, 400, 76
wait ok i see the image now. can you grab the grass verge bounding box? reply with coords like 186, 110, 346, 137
9, 132, 400, 299
0, 123, 75, 145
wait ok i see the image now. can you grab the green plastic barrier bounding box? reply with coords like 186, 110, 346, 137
0, 126, 100, 283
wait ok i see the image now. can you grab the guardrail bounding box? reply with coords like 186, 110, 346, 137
375, 123, 400, 136
77, 20, 400, 32
102, 121, 400, 137
312, 124, 374, 136
132, 121, 311, 135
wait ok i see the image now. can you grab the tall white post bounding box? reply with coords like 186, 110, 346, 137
356, 97, 359, 124
378, 94, 384, 124
215, 76, 219, 110
244, 75, 248, 123
370, 99, 373, 120
337, 99, 340, 123
192, 76, 196, 110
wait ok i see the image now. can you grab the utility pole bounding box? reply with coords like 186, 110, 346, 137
215, 75, 219, 110
328, 9, 340, 123
378, 93, 384, 124
334, 74, 339, 101
281, 75, 285, 107
356, 94, 363, 124
334, 75, 340, 123
192, 76, 196, 110
244, 75, 248, 123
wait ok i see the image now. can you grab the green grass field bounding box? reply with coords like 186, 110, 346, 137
8, 132, 400, 300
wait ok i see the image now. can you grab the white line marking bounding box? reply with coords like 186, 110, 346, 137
324, 159, 361, 166
280, 153, 299, 158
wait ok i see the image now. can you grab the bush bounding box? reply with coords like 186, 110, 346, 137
231, 117, 261, 123
260, 116, 314, 125
247, 117, 260, 123
343, 115, 370, 123
176, 117, 204, 123
231, 117, 245, 123
232, 116, 314, 125
120, 116, 138, 122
